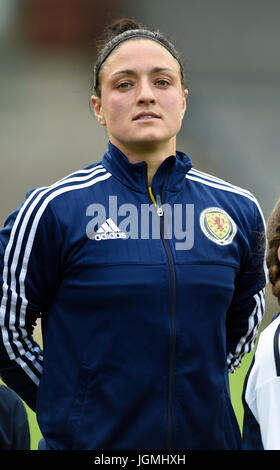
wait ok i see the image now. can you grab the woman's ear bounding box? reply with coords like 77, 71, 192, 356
91, 95, 106, 126
277, 246, 280, 262
182, 88, 189, 117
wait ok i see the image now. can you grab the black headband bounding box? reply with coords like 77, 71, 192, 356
93, 29, 183, 94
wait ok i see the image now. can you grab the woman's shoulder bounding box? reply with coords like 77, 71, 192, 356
186, 166, 257, 203
186, 166, 265, 228
24, 161, 110, 209
259, 313, 280, 343
254, 313, 280, 374
0, 384, 24, 410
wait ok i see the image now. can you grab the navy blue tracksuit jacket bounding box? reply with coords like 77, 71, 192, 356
0, 142, 266, 449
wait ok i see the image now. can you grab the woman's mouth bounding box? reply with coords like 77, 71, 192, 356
133, 112, 161, 121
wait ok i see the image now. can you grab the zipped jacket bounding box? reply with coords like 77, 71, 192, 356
0, 142, 266, 450
242, 313, 280, 450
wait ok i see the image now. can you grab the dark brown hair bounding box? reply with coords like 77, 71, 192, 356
91, 18, 187, 97
266, 199, 280, 303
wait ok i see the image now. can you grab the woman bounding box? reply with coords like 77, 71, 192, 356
0, 380, 30, 450
242, 199, 280, 450
0, 18, 267, 450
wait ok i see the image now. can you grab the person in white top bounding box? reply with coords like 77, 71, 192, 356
242, 198, 280, 450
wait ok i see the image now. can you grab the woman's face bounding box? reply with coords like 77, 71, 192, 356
91, 39, 188, 153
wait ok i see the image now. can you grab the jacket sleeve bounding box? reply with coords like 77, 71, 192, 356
0, 189, 63, 410
226, 199, 267, 373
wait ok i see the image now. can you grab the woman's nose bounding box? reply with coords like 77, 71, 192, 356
136, 79, 156, 104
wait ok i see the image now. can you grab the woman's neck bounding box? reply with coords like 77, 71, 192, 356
110, 138, 176, 186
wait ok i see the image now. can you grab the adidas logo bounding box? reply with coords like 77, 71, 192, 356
94, 218, 127, 241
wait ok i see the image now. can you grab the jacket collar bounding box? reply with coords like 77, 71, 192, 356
102, 141, 192, 195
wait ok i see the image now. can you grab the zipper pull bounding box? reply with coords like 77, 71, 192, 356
156, 195, 164, 217
157, 207, 163, 216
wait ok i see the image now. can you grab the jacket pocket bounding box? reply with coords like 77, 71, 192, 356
222, 385, 242, 449
66, 363, 91, 449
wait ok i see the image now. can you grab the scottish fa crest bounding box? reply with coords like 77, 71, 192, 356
199, 207, 237, 245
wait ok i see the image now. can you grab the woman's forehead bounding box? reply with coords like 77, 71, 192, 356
101, 39, 180, 76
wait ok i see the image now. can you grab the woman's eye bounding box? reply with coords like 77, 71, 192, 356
117, 82, 133, 89
155, 79, 170, 87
